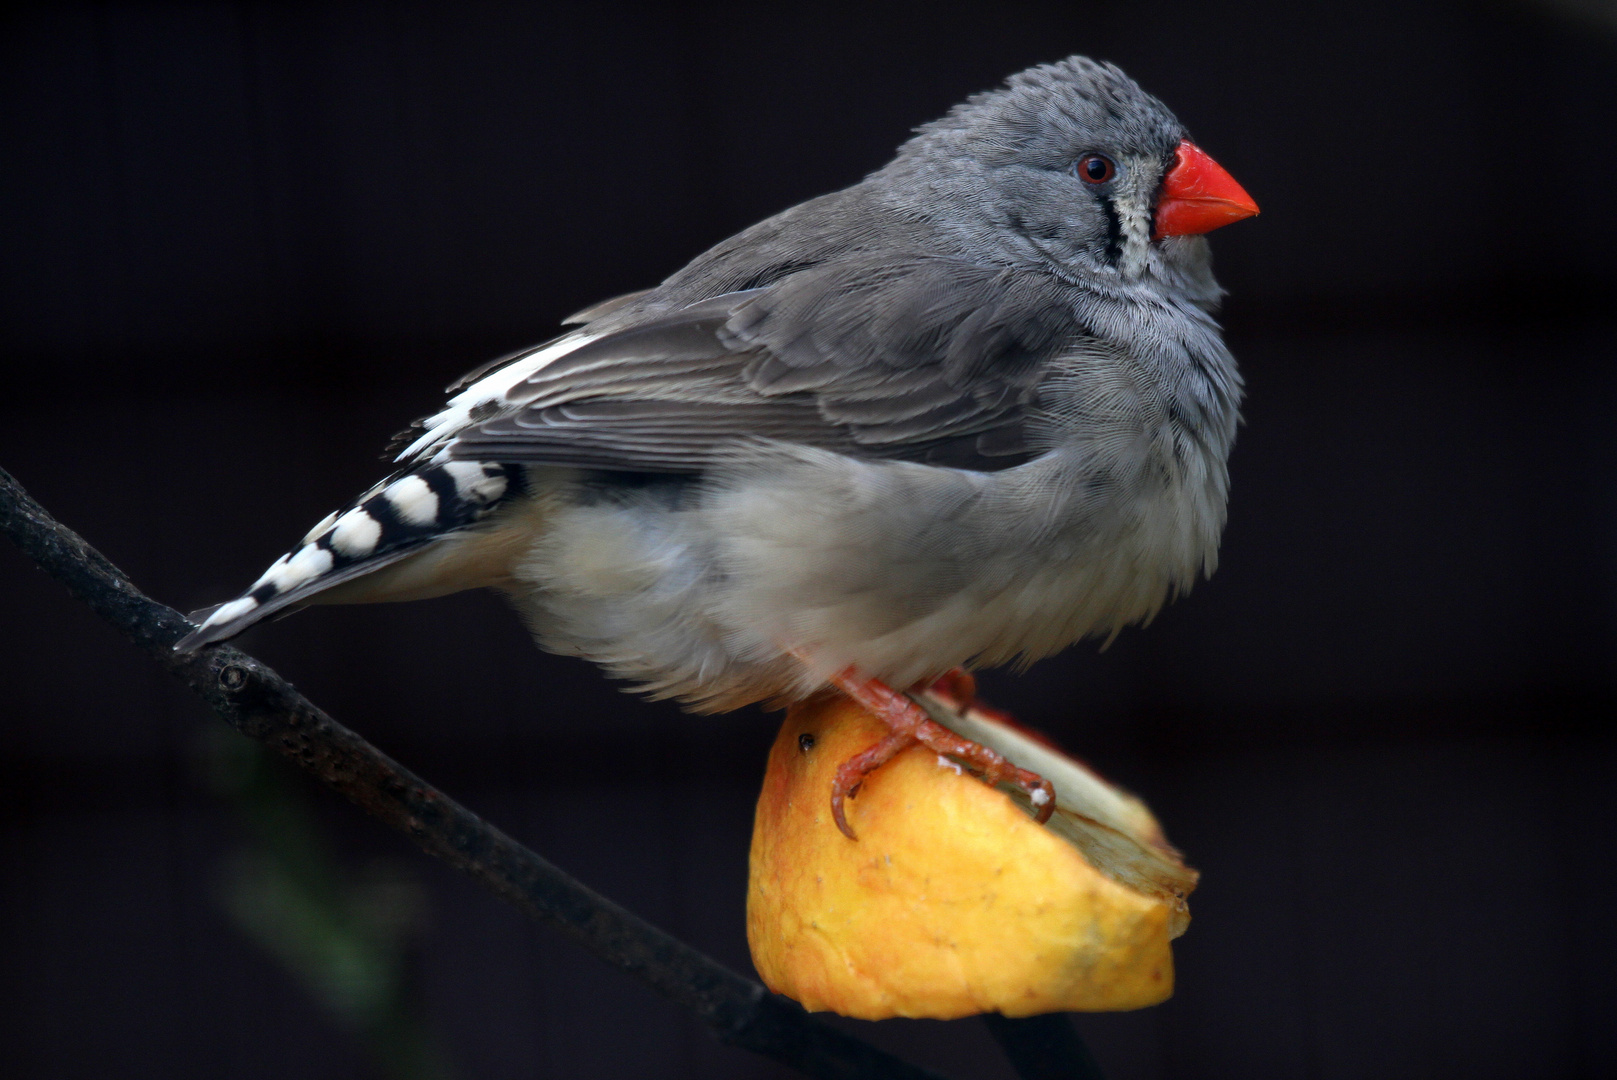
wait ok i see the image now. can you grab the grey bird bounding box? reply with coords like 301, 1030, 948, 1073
176, 56, 1258, 838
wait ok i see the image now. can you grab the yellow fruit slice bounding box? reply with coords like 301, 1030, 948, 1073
747, 692, 1197, 1019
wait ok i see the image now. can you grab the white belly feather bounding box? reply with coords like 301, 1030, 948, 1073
507, 422, 1229, 711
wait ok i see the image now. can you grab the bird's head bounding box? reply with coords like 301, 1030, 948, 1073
883, 57, 1257, 293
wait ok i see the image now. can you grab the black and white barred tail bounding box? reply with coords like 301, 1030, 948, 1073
174, 461, 524, 652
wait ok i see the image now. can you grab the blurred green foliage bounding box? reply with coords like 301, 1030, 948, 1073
198, 726, 459, 1080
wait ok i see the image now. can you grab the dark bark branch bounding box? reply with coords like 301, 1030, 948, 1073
0, 464, 947, 1080
982, 1015, 1107, 1080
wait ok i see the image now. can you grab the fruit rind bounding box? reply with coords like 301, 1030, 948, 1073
747, 696, 1192, 1019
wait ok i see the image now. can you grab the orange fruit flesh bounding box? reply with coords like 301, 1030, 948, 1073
747, 694, 1195, 1020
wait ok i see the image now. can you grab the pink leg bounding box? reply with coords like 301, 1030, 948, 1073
924, 667, 1020, 727
924, 668, 978, 711
826, 667, 1056, 840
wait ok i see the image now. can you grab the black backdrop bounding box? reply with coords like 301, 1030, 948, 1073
3, 3, 1615, 1078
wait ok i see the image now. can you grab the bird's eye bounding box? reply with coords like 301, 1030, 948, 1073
1076, 155, 1116, 185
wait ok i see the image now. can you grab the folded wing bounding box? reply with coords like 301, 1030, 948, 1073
409, 256, 1083, 475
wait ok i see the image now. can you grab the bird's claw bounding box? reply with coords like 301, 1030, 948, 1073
829, 727, 918, 840
823, 666, 1058, 840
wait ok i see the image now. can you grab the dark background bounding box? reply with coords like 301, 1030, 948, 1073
3, 2, 1615, 1077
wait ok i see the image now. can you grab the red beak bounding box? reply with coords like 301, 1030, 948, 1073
1153, 139, 1259, 239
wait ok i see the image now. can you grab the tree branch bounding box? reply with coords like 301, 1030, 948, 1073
0, 464, 947, 1080
983, 1015, 1107, 1080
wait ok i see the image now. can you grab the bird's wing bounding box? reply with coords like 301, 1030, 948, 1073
399, 256, 1083, 474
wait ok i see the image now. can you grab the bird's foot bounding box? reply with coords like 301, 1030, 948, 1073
826, 667, 1056, 840
921, 668, 1020, 726
923, 667, 979, 711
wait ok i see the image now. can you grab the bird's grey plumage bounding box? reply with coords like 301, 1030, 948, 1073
177, 56, 1244, 716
